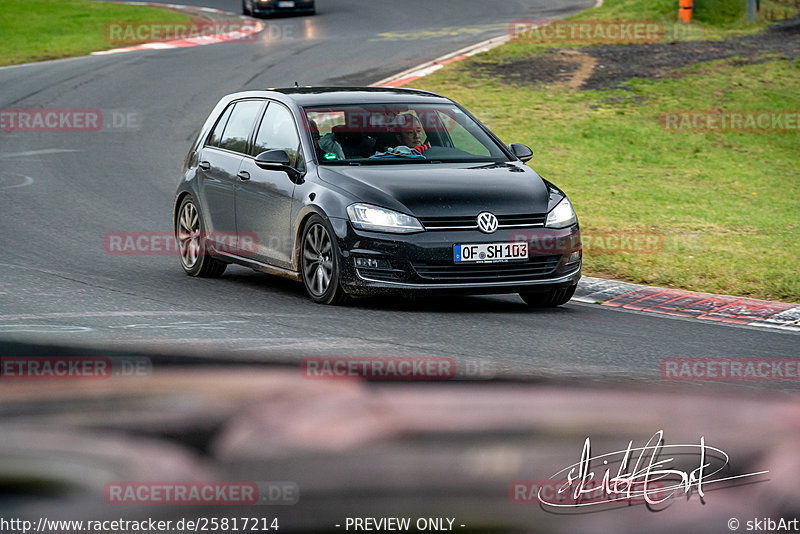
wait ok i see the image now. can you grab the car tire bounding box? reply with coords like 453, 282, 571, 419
519, 284, 576, 308
300, 214, 349, 305
175, 196, 227, 278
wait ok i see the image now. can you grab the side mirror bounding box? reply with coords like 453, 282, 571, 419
509, 143, 533, 163
255, 149, 292, 168
254, 150, 300, 179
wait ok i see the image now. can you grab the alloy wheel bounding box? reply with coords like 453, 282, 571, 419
302, 222, 333, 296
177, 201, 201, 269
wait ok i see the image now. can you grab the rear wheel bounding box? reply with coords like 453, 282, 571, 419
175, 196, 227, 278
520, 285, 576, 308
242, 0, 252, 16
300, 215, 348, 305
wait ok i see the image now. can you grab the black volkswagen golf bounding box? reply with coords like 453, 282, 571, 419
174, 87, 581, 305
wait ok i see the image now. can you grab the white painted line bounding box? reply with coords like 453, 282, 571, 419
0, 309, 300, 322
0, 324, 93, 334
0, 149, 81, 158
751, 322, 800, 332
372, 32, 512, 87
0, 172, 34, 190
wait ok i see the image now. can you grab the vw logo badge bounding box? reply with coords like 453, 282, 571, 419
477, 212, 499, 234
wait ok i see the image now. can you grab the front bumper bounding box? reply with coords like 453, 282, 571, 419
329, 218, 582, 296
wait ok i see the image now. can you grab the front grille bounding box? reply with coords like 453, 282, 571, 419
418, 213, 546, 230
497, 214, 547, 227
411, 255, 560, 283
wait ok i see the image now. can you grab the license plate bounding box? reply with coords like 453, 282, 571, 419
454, 242, 528, 263
277, 1, 295, 6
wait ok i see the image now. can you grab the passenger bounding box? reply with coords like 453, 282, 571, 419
317, 129, 344, 161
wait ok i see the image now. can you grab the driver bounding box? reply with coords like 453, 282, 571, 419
394, 113, 431, 154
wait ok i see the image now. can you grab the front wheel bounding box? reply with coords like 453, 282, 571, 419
175, 196, 227, 278
242, 0, 252, 16
520, 285, 576, 308
300, 215, 349, 305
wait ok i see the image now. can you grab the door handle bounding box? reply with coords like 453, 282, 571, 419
199, 161, 211, 170
237, 170, 251, 181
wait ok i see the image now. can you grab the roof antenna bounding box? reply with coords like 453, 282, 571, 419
294, 81, 299, 88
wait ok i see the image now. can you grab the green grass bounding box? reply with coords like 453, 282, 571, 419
0, 0, 192, 66
495, 0, 800, 62
407, 4, 800, 302
574, 0, 800, 30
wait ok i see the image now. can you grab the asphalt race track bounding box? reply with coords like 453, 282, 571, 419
0, 0, 797, 386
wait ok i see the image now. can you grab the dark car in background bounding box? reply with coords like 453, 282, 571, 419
174, 87, 581, 305
243, 0, 315, 17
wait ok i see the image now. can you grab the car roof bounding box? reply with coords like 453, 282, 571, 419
258, 86, 453, 106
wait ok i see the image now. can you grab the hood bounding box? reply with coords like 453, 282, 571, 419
317, 162, 552, 218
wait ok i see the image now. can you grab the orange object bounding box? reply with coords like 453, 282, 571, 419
679, 0, 694, 22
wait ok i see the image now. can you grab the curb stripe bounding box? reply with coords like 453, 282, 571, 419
91, 2, 262, 57
575, 276, 799, 331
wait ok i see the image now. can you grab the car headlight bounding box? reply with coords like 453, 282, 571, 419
346, 203, 424, 234
545, 198, 577, 228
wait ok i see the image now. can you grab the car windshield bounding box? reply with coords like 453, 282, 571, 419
303, 103, 509, 164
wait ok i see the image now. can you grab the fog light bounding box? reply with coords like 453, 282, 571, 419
565, 251, 581, 264
354, 257, 390, 270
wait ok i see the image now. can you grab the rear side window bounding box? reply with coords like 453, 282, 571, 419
214, 100, 264, 154
252, 102, 301, 166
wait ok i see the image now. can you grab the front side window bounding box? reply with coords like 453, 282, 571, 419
303, 103, 508, 164
207, 105, 234, 148
252, 102, 301, 166
216, 100, 263, 154
435, 110, 491, 157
